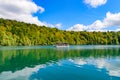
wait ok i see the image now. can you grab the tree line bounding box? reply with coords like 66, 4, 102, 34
0, 18, 120, 46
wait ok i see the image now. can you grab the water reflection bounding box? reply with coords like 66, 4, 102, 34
70, 58, 120, 77
0, 45, 120, 80
30, 59, 120, 80
0, 65, 44, 80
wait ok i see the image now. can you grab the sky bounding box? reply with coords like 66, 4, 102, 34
0, 0, 120, 31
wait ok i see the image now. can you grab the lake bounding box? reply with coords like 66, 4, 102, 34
0, 45, 120, 80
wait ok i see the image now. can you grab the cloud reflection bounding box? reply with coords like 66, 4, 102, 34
0, 65, 45, 80
69, 58, 120, 77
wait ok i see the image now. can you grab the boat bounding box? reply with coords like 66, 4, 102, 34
54, 43, 69, 47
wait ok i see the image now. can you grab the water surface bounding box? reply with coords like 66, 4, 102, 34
0, 45, 120, 80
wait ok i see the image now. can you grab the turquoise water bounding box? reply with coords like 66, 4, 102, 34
0, 45, 120, 80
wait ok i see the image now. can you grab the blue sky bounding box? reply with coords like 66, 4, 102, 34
33, 0, 120, 31
0, 0, 120, 31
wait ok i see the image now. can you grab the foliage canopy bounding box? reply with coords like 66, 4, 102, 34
0, 18, 120, 46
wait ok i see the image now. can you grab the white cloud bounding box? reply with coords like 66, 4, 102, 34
0, 0, 62, 28
67, 12, 120, 31
44, 22, 62, 29
39, 6, 45, 13
104, 12, 120, 27
88, 20, 104, 30
115, 28, 120, 32
0, 0, 45, 25
67, 24, 87, 31
55, 23, 62, 29
84, 0, 107, 8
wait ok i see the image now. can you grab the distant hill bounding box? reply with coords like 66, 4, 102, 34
0, 18, 120, 46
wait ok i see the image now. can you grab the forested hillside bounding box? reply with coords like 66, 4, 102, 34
0, 18, 120, 46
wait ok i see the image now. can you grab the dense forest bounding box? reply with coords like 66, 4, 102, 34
0, 18, 120, 46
